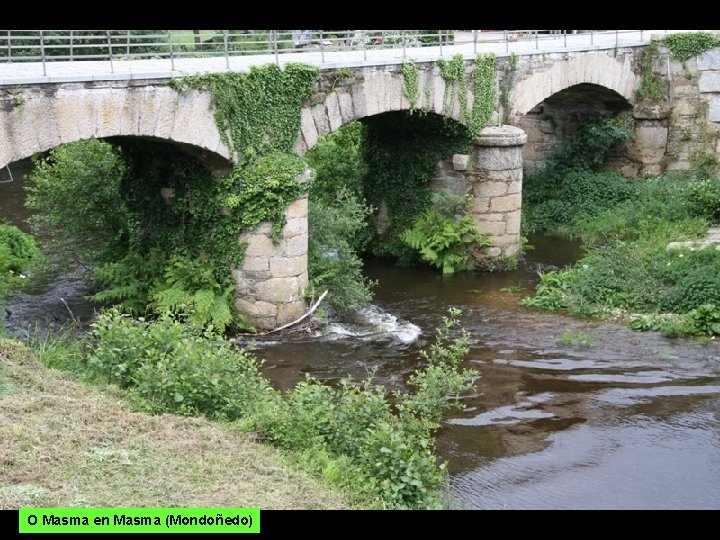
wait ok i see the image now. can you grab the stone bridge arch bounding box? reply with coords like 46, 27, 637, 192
237, 65, 527, 329
510, 50, 638, 120
0, 83, 231, 170
294, 63, 472, 155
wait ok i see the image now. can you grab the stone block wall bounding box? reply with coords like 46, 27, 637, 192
233, 191, 309, 331
467, 126, 526, 258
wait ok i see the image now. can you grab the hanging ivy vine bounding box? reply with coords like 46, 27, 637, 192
636, 41, 664, 101
470, 52, 496, 137
167, 62, 319, 253
437, 54, 469, 124
418, 53, 496, 139
402, 60, 420, 113
169, 63, 318, 165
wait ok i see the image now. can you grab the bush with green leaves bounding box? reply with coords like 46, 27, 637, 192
308, 188, 376, 314
25, 140, 129, 264
87, 310, 274, 419
687, 178, 720, 223
401, 189, 486, 275
523, 116, 635, 233
84, 306, 477, 508
523, 167, 720, 336
305, 124, 376, 314
0, 224, 39, 298
252, 307, 477, 508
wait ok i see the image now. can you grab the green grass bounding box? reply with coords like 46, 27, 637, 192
171, 31, 222, 48
556, 331, 594, 348
0, 338, 350, 509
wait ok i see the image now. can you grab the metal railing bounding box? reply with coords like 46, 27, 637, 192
0, 30, 674, 80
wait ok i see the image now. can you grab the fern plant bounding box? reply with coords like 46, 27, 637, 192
149, 254, 235, 332
89, 250, 166, 314
90, 251, 236, 333
401, 190, 486, 275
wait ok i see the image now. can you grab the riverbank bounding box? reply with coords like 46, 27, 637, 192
0, 338, 351, 509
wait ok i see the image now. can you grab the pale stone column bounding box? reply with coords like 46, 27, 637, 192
468, 125, 527, 258
632, 102, 669, 176
233, 171, 310, 330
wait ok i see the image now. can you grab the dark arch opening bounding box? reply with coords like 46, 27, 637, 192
516, 83, 633, 175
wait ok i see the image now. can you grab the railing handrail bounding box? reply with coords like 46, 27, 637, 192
0, 30, 688, 84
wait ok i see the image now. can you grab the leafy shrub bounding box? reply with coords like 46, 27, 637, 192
687, 178, 720, 222
687, 304, 720, 336
87, 310, 274, 418
87, 306, 477, 508
253, 308, 477, 508
306, 124, 376, 314
520, 269, 576, 311
656, 249, 720, 312
25, 140, 129, 264
525, 170, 636, 233
308, 188, 376, 314
523, 115, 634, 233
306, 121, 368, 210
0, 224, 39, 297
401, 190, 486, 275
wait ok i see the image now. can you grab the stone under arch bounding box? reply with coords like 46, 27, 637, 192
0, 83, 231, 170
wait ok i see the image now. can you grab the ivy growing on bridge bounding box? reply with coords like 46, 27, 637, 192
664, 31, 719, 63
168, 63, 318, 165
402, 53, 497, 139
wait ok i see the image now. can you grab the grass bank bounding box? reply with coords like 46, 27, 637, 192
0, 338, 350, 509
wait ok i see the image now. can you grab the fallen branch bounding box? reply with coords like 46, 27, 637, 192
253, 290, 328, 336
59, 297, 80, 327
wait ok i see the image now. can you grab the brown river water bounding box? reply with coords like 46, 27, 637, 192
2, 160, 719, 509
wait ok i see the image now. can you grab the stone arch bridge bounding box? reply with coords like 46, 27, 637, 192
2, 37, 717, 328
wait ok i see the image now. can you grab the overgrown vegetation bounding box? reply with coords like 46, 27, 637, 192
0, 224, 39, 300
522, 115, 634, 233
402, 190, 487, 275
47, 307, 475, 509
636, 40, 664, 101
363, 112, 474, 264
521, 114, 720, 337
664, 31, 719, 63
26, 64, 318, 332
306, 122, 375, 314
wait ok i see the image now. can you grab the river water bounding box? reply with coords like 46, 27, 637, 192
2, 161, 719, 509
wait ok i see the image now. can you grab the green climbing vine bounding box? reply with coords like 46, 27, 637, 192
169, 63, 318, 165
402, 60, 420, 112
636, 40, 664, 101
432, 53, 496, 138
437, 54, 469, 124
472, 52, 497, 135
664, 31, 719, 63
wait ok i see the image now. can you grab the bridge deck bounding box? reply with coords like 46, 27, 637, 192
0, 30, 665, 86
